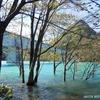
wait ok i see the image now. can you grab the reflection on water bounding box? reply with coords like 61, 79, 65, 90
0, 61, 100, 100
27, 86, 38, 100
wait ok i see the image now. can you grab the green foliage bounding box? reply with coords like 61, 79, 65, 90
44, 0, 59, 8
52, 13, 76, 27
40, 49, 60, 61
23, 49, 30, 61
19, 48, 60, 61
0, 84, 13, 100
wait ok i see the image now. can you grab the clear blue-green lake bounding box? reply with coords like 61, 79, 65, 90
0, 61, 100, 100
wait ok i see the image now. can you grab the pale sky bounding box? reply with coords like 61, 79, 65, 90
6, 17, 31, 37
4, 0, 100, 38
6, 8, 88, 37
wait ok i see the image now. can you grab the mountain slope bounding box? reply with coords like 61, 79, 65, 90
50, 20, 100, 62
55, 20, 97, 49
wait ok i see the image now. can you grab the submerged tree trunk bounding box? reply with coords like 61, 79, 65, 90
27, 31, 45, 86
20, 66, 22, 76
53, 47, 56, 74
27, 36, 43, 86
34, 56, 40, 83
53, 60, 56, 74
64, 63, 66, 81
73, 63, 76, 80
27, 0, 57, 86
27, 59, 36, 86
27, 68, 34, 86
21, 60, 25, 83
64, 47, 67, 82
27, 6, 35, 86
73, 66, 76, 80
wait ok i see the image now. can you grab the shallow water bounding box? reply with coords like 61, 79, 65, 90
0, 61, 100, 100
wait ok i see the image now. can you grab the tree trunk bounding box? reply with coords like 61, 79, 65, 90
27, 54, 38, 85
29, 6, 35, 69
0, 21, 6, 71
53, 60, 56, 74
34, 42, 42, 83
0, 0, 3, 8
27, 6, 36, 86
21, 62, 25, 83
64, 64, 66, 81
73, 64, 76, 80
29, 29, 34, 69
27, 0, 53, 86
27, 67, 34, 86
27, 36, 43, 86
27, 44, 39, 85
19, 64, 22, 76
20, 14, 25, 83
0, 36, 3, 71
53, 47, 56, 74
34, 57, 40, 83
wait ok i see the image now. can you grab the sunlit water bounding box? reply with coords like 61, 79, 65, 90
0, 61, 100, 100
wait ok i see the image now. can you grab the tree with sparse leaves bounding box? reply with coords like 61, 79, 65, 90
0, 0, 39, 71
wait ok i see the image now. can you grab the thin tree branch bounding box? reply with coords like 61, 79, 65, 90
91, 0, 100, 7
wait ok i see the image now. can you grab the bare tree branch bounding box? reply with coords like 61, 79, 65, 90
91, 0, 100, 7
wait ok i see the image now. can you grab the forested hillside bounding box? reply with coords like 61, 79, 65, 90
50, 20, 100, 62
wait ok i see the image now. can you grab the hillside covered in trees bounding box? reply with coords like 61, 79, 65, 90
50, 20, 100, 62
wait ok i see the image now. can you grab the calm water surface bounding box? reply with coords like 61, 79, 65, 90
0, 61, 100, 100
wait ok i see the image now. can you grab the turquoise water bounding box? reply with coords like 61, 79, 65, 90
0, 61, 100, 100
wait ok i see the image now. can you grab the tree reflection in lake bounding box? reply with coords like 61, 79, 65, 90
27, 85, 40, 100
